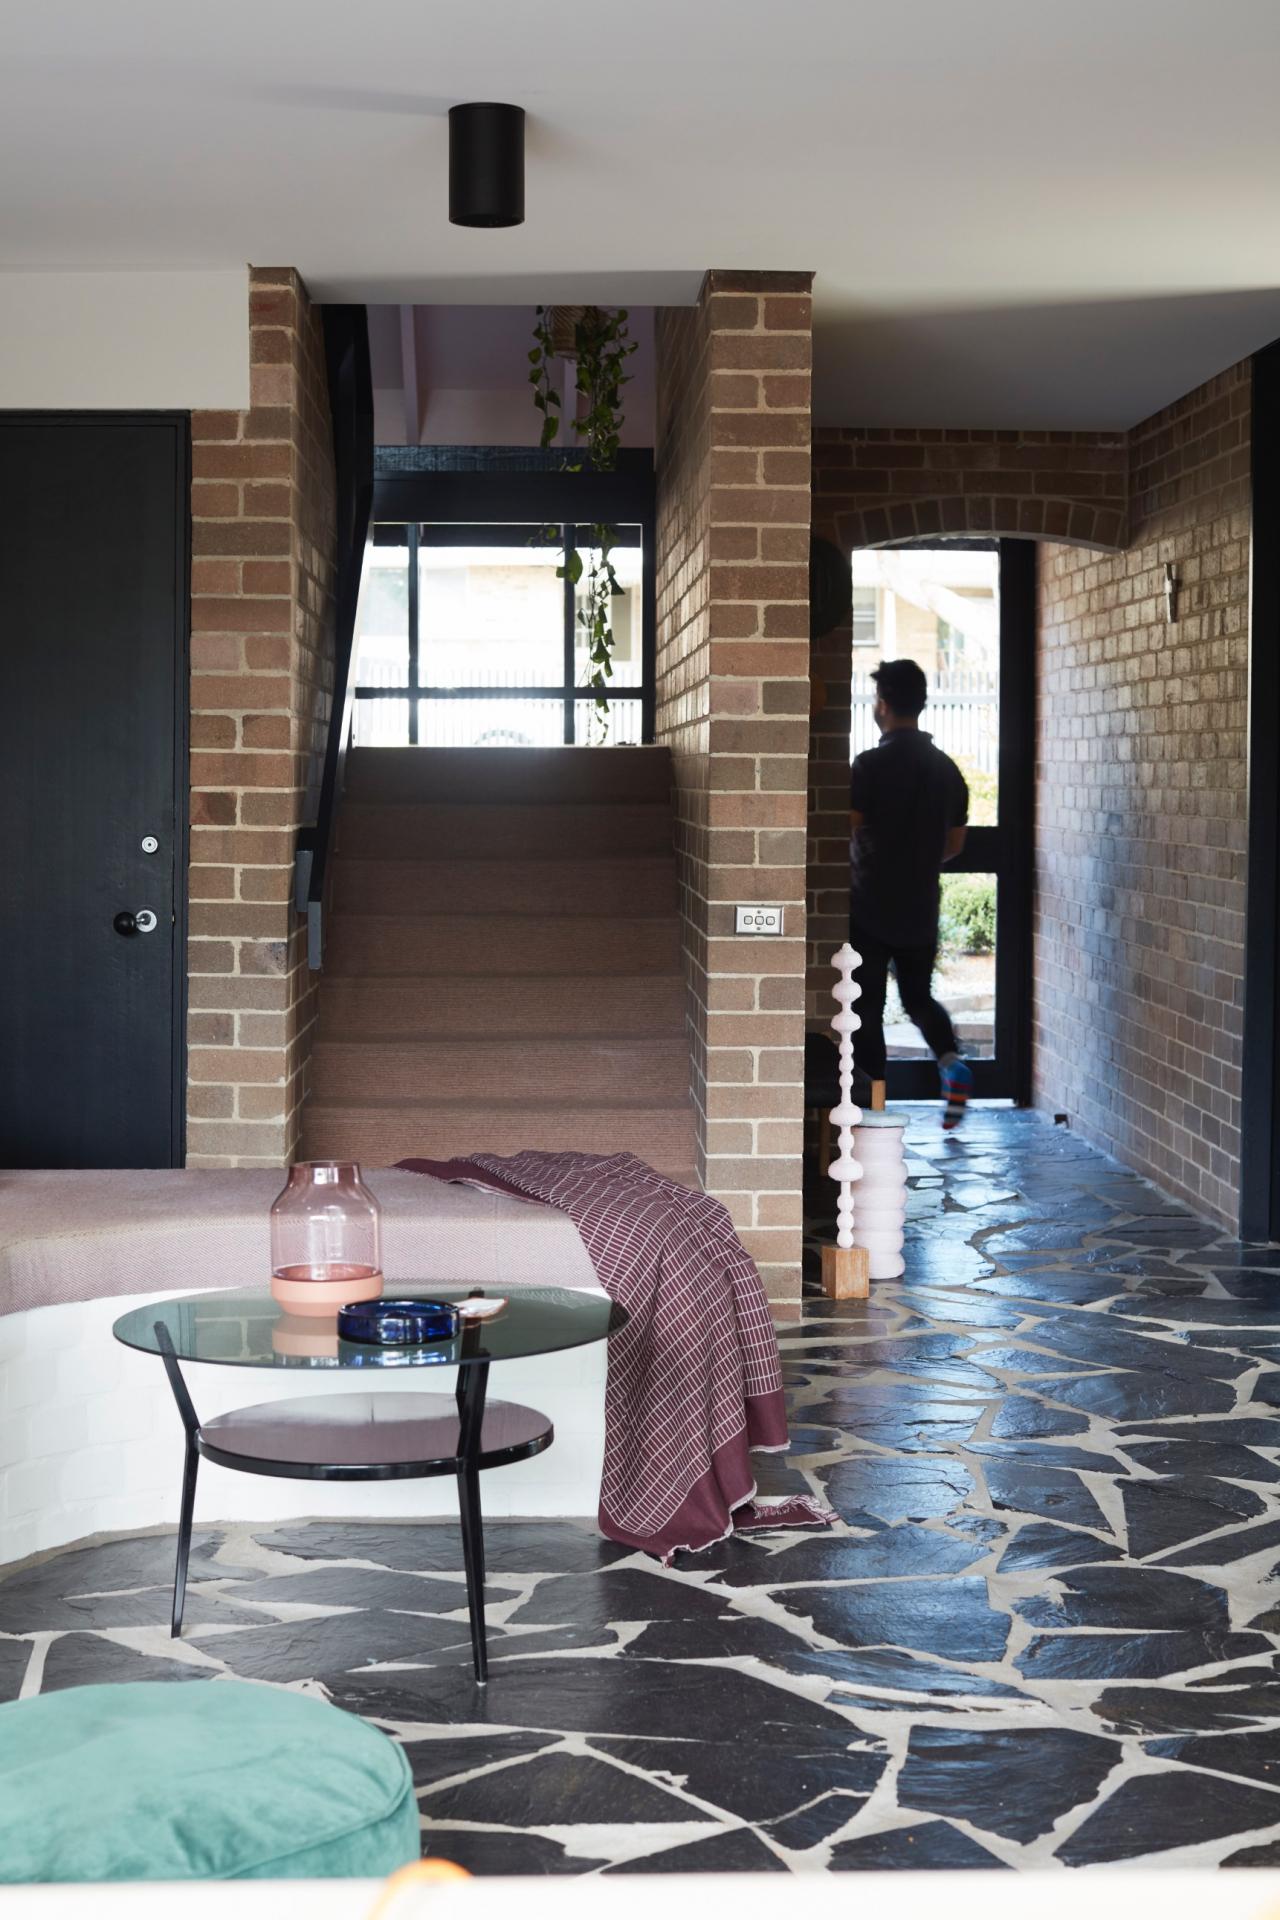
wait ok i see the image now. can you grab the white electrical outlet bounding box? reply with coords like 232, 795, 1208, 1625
734, 905, 784, 936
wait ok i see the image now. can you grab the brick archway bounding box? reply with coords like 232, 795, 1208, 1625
814, 425, 1130, 558
832, 493, 1126, 554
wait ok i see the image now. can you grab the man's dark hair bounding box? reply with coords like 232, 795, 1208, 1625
872, 657, 928, 718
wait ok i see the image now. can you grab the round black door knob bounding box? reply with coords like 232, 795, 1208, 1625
113, 911, 138, 937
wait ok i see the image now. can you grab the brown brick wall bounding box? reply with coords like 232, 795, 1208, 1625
186, 267, 336, 1166
1035, 364, 1251, 1227
654, 271, 814, 1301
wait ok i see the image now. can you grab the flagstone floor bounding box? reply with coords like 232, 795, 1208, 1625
6, 1109, 1280, 1872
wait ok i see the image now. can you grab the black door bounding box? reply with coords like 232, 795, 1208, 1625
848, 537, 1035, 1103
0, 415, 189, 1167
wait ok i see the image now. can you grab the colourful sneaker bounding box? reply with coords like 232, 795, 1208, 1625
940, 1057, 973, 1131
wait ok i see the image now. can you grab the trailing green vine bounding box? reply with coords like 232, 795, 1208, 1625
528, 306, 636, 733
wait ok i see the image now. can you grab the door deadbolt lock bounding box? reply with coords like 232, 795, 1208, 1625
113, 908, 159, 937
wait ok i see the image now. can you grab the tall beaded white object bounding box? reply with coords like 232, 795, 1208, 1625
827, 942, 864, 1250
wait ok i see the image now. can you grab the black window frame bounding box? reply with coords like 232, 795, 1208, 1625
362, 451, 657, 746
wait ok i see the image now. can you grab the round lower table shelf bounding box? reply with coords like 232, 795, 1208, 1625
198, 1391, 553, 1481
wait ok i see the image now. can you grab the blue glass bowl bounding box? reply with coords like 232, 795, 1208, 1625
336, 1299, 460, 1346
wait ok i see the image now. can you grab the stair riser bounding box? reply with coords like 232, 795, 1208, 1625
344, 746, 673, 806
324, 916, 682, 977
337, 804, 674, 861
310, 1040, 691, 1104
317, 976, 689, 1040
332, 857, 677, 918
301, 1108, 699, 1174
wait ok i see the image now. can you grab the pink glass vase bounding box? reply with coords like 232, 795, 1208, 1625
269, 1162, 383, 1317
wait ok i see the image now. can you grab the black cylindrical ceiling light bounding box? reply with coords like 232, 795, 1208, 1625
448, 103, 525, 228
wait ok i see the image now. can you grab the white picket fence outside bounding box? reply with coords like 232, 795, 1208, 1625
850, 667, 999, 774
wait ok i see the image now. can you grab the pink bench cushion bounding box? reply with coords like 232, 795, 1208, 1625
0, 1168, 600, 1316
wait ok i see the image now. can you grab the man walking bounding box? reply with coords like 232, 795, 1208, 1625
849, 658, 973, 1129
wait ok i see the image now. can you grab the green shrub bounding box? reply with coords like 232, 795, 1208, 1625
939, 873, 996, 955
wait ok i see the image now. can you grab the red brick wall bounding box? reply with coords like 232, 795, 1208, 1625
186, 268, 336, 1166
654, 271, 814, 1301
1035, 365, 1251, 1227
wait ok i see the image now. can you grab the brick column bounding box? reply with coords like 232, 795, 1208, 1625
654, 270, 814, 1301
186, 268, 336, 1167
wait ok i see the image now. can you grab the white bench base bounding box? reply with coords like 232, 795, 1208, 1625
1, 1288, 607, 1566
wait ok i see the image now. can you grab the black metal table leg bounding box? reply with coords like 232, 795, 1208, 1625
154, 1322, 201, 1639
455, 1359, 490, 1684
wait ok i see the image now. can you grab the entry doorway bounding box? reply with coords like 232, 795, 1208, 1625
0, 415, 189, 1167
849, 537, 1034, 1102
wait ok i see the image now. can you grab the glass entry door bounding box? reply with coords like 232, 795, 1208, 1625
849, 538, 1034, 1102
352, 523, 646, 748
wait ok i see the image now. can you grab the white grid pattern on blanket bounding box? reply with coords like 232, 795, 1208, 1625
464, 1150, 783, 1540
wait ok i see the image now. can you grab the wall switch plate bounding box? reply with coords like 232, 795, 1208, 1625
735, 905, 784, 936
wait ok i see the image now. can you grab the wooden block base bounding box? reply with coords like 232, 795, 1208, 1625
822, 1243, 870, 1300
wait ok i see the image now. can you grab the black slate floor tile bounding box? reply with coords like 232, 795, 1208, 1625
776, 1576, 1011, 1663
1120, 1440, 1280, 1484
0, 1639, 31, 1702
223, 1565, 488, 1616
40, 1634, 214, 1694
1056, 1769, 1280, 1863
704, 1525, 987, 1587
509, 1568, 732, 1629
828, 1821, 1010, 1869
1092, 1676, 1280, 1735
1014, 1565, 1230, 1632
1016, 1630, 1272, 1682
209, 1607, 475, 1682
1122, 1479, 1265, 1557
424, 1749, 714, 1826
897, 1726, 1121, 1842
818, 1454, 978, 1524
590, 1734, 886, 1824
1145, 1730, 1280, 1788
765, 1793, 868, 1850
255, 1519, 628, 1576
981, 1459, 1110, 1531
405, 1730, 559, 1789
603, 1827, 787, 1873
997, 1522, 1124, 1571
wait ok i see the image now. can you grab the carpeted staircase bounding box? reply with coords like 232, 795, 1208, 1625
299, 746, 699, 1183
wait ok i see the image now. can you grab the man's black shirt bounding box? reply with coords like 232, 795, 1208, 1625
849, 729, 969, 948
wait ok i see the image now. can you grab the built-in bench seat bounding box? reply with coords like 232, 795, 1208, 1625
0, 1169, 606, 1565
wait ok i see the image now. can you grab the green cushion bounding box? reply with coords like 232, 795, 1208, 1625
0, 1681, 421, 1882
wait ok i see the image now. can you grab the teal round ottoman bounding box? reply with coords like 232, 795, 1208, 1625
0, 1682, 421, 1883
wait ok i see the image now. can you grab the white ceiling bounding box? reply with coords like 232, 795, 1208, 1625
6, 0, 1280, 427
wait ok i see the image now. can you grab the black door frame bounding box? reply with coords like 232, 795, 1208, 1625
1242, 341, 1280, 1241
0, 410, 190, 1166
881, 537, 1036, 1105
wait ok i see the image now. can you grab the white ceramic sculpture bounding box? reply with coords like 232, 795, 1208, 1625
827, 943, 864, 1250
851, 1112, 908, 1279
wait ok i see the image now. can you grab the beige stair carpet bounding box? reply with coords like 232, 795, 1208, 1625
300, 747, 699, 1185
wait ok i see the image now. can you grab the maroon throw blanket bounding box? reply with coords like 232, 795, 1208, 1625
398, 1150, 834, 1562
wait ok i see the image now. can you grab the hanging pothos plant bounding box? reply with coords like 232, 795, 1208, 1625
528, 305, 636, 733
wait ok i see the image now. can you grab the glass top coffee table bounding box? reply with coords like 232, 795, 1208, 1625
114, 1287, 624, 1684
